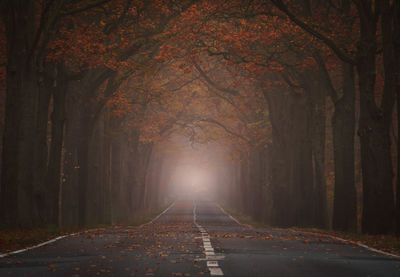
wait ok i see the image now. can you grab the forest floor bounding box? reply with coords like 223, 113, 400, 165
0, 204, 170, 254
223, 206, 400, 256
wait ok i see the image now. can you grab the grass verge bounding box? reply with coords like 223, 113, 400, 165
289, 227, 400, 256
123, 202, 172, 227
0, 227, 66, 254
0, 202, 172, 254
221, 204, 400, 256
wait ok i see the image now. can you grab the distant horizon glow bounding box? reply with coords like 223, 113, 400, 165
168, 164, 216, 199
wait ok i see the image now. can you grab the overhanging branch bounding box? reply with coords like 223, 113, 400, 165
270, 0, 356, 65
194, 63, 239, 95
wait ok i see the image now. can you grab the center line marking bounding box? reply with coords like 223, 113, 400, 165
193, 201, 224, 276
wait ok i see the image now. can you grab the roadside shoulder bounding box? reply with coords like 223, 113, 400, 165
219, 204, 400, 259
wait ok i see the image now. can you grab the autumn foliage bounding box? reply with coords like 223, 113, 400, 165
0, 0, 399, 237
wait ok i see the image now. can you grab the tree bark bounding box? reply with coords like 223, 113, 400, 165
110, 125, 122, 223
358, 10, 395, 233
77, 111, 94, 227
137, 143, 153, 211
32, 81, 52, 225
394, 0, 400, 236
1, 0, 40, 228
311, 89, 327, 228
332, 63, 357, 231
45, 76, 67, 226
301, 72, 327, 228
265, 88, 314, 227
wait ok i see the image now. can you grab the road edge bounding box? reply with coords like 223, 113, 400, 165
139, 201, 175, 227
0, 202, 176, 259
216, 203, 253, 229
291, 230, 400, 259
217, 203, 400, 260
0, 233, 77, 259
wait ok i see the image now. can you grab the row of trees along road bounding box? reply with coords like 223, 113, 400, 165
0, 0, 399, 235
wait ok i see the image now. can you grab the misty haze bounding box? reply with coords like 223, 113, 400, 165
0, 0, 400, 276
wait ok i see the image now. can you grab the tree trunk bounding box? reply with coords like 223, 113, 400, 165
332, 63, 357, 232
397, 78, 400, 235
295, 105, 314, 226
302, 73, 327, 228
45, 78, 67, 226
137, 143, 153, 210
125, 129, 139, 217
77, 113, 94, 227
239, 153, 250, 215
395, 0, 400, 236
110, 128, 122, 223
1, 1, 40, 228
358, 15, 395, 233
265, 91, 292, 226
252, 148, 264, 221
265, 89, 314, 227
32, 83, 52, 225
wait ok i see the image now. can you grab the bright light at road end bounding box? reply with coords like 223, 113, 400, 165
168, 164, 216, 200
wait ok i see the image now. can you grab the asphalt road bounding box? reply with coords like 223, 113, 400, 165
1, 199, 400, 276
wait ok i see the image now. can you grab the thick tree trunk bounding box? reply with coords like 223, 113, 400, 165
60, 87, 85, 228
397, 80, 400, 235
395, 1, 400, 235
358, 18, 395, 234
87, 114, 108, 225
77, 140, 89, 227
32, 83, 52, 225
137, 143, 153, 210
295, 108, 314, 226
104, 129, 113, 225
110, 129, 122, 223
77, 112, 94, 227
265, 90, 314, 227
332, 63, 357, 232
45, 80, 67, 226
1, 1, 41, 228
245, 147, 264, 221
239, 154, 250, 215
145, 150, 164, 210
252, 148, 264, 221
265, 91, 291, 226
125, 129, 139, 217
303, 74, 327, 228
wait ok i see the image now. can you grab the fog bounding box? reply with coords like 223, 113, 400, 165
168, 164, 216, 200
153, 135, 231, 203
2, 0, 398, 236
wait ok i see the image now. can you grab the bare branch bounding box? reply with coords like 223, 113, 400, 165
61, 0, 111, 16
269, 0, 356, 65
197, 118, 251, 143
194, 63, 239, 95
313, 52, 340, 102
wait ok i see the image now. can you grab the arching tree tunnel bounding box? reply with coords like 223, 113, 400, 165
1, 0, 400, 252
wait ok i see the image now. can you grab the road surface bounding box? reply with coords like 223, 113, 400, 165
1, 199, 400, 276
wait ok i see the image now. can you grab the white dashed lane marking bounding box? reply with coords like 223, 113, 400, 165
193, 202, 224, 276
207, 261, 219, 267
209, 267, 224, 276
